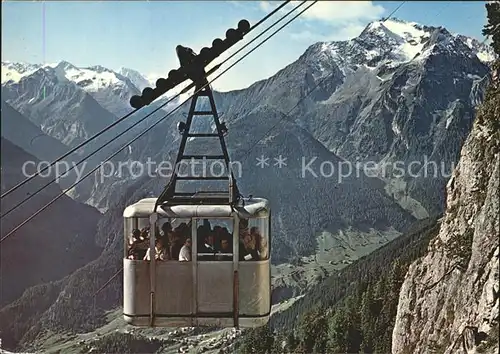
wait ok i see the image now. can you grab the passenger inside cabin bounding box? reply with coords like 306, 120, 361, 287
215, 234, 232, 261
169, 230, 183, 261
203, 219, 211, 230
179, 237, 192, 261
128, 229, 148, 260
129, 229, 141, 245
197, 224, 209, 250
213, 225, 222, 236
160, 222, 172, 239
240, 229, 259, 261
250, 226, 267, 260
239, 218, 249, 237
144, 236, 169, 261
220, 236, 231, 253
200, 231, 217, 253
175, 222, 189, 238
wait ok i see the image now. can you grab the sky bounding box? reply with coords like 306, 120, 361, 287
1, 1, 490, 92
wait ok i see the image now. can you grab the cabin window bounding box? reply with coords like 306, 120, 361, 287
124, 217, 149, 260
239, 217, 269, 261
157, 217, 192, 261
196, 218, 234, 261
124, 217, 193, 261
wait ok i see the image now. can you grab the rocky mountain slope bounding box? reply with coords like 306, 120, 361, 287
1, 65, 117, 148
1, 100, 69, 162
392, 61, 499, 354
2, 61, 141, 118
0, 138, 103, 309
212, 19, 494, 217
0, 101, 85, 190
118, 67, 154, 92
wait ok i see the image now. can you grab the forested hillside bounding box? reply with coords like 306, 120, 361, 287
235, 216, 440, 353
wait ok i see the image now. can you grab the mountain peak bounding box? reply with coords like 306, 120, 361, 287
118, 67, 152, 91
85, 64, 112, 73
362, 18, 430, 42
1, 61, 43, 83
53, 60, 77, 69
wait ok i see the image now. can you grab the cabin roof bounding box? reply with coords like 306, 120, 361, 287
123, 197, 269, 218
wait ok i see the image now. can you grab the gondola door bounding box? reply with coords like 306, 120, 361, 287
195, 218, 236, 319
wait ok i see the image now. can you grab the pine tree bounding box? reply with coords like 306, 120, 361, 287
360, 283, 376, 352
297, 307, 328, 353
327, 308, 349, 353
236, 325, 275, 353
483, 1, 500, 55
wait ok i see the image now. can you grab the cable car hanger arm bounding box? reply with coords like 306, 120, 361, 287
130, 1, 292, 109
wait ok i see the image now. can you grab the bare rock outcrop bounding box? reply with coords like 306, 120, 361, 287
392, 62, 499, 354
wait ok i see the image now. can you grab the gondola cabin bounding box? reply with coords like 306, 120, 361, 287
123, 197, 271, 328
123, 22, 268, 327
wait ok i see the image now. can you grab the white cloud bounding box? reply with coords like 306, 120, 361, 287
289, 22, 366, 43
290, 1, 385, 23
328, 23, 367, 41
259, 1, 273, 12
260, 1, 384, 22
228, 1, 246, 9
259, 1, 386, 43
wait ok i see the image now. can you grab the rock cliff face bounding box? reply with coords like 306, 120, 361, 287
392, 62, 499, 353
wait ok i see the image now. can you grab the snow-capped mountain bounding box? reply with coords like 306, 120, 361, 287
2, 61, 142, 117
118, 67, 153, 91
310, 18, 495, 78
1, 61, 45, 83
1, 60, 191, 116
49, 61, 142, 117
198, 18, 493, 216
456, 33, 497, 63
1, 65, 118, 147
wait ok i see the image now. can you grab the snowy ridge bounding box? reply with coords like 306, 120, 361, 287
369, 19, 430, 61
64, 67, 117, 91
315, 18, 495, 78
455, 34, 497, 63
1, 61, 144, 93
314, 18, 434, 76
1, 61, 46, 83
2, 60, 191, 108
119, 67, 154, 91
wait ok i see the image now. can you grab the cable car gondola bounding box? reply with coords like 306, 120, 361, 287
123, 197, 271, 328
123, 28, 271, 328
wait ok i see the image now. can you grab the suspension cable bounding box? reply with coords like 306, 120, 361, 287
0, 1, 303, 220
0, 0, 292, 201
383, 1, 407, 22
1, 0, 318, 243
